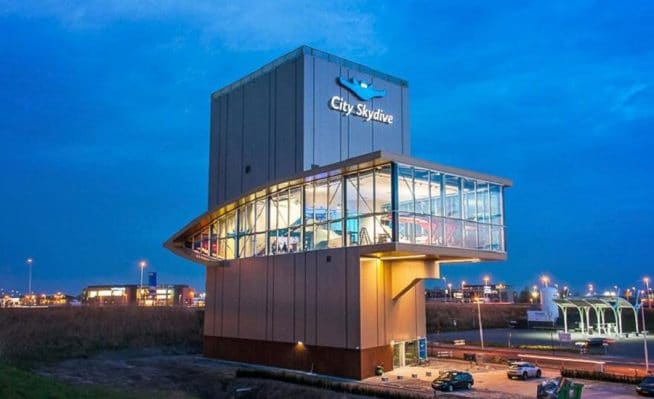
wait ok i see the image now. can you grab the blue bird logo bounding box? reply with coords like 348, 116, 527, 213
337, 76, 386, 101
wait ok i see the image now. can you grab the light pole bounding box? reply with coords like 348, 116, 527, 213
139, 261, 147, 305
461, 281, 466, 303
476, 296, 485, 350
645, 277, 651, 309
26, 258, 33, 303
447, 283, 452, 301
642, 293, 649, 374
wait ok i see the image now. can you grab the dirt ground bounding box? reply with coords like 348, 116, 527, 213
36, 350, 378, 399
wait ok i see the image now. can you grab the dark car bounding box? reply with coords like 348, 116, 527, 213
431, 371, 474, 392
637, 376, 654, 396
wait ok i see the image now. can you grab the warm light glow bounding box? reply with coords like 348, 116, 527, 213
645, 277, 650, 284
541, 275, 549, 286
378, 254, 427, 261
139, 260, 147, 269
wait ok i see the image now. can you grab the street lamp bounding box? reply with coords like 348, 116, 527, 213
475, 296, 485, 350
461, 281, 466, 303
447, 283, 452, 301
139, 261, 147, 305
26, 258, 33, 302
541, 275, 549, 287
645, 277, 651, 309
641, 293, 649, 374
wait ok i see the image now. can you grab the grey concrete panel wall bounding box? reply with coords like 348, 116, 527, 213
302, 55, 410, 170
293, 252, 306, 343
346, 248, 361, 349
272, 254, 295, 342
209, 58, 305, 209
238, 257, 268, 340
204, 266, 216, 336
316, 249, 347, 348
222, 261, 240, 337
359, 258, 379, 349
242, 77, 271, 192
304, 251, 318, 345
215, 264, 224, 336
310, 58, 343, 167
274, 61, 300, 180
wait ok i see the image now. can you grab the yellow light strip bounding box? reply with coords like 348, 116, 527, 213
378, 254, 427, 261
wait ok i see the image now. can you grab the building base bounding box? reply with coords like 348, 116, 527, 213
203, 336, 392, 379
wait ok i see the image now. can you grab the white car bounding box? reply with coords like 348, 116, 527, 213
507, 362, 542, 380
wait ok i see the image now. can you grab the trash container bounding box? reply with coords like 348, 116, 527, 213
570, 383, 583, 399
375, 365, 384, 376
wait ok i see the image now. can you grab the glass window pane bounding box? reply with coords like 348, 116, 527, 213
218, 239, 225, 259
210, 222, 218, 257
374, 214, 393, 244
430, 216, 443, 246
398, 165, 414, 213
375, 165, 392, 213
328, 220, 343, 248
239, 235, 253, 258
346, 217, 359, 246
444, 175, 461, 219
491, 226, 504, 251
268, 230, 279, 255
314, 223, 329, 249
254, 233, 266, 256
201, 231, 209, 255
328, 178, 342, 220
490, 184, 502, 225
444, 219, 462, 247
463, 179, 476, 221
478, 224, 490, 250
414, 168, 430, 215
359, 216, 375, 245
314, 181, 328, 223
398, 211, 415, 243
304, 183, 315, 224
238, 206, 248, 234
430, 171, 442, 216
476, 182, 490, 223
289, 226, 302, 253
345, 174, 358, 217
359, 171, 374, 215
277, 190, 289, 229
414, 214, 430, 245
225, 237, 236, 259
289, 188, 302, 227
464, 221, 477, 249
304, 224, 314, 251
268, 195, 278, 231
255, 199, 267, 233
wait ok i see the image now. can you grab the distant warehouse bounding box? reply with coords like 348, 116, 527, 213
82, 284, 194, 306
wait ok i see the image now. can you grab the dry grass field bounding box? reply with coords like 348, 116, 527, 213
0, 307, 203, 365
426, 302, 530, 333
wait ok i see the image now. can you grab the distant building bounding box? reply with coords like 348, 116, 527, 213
82, 284, 195, 306
426, 283, 512, 303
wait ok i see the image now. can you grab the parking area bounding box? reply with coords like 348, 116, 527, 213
363, 358, 641, 398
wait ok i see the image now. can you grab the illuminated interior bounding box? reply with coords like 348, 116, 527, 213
184, 161, 505, 261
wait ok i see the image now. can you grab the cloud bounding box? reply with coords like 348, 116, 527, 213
1, 0, 384, 55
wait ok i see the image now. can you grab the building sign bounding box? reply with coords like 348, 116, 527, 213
329, 76, 394, 124
418, 337, 427, 360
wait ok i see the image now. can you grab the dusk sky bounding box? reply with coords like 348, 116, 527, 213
1, 1, 653, 295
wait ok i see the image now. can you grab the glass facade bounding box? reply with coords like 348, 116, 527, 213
187, 162, 505, 260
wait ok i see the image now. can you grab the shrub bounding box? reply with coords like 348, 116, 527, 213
0, 307, 203, 366
561, 368, 642, 384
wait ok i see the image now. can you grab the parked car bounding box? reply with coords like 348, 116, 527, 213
507, 361, 542, 380
637, 376, 654, 396
431, 371, 474, 392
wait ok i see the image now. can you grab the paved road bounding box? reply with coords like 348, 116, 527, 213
364, 358, 641, 398
429, 328, 652, 361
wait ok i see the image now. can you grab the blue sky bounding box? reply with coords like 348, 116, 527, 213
1, 1, 653, 295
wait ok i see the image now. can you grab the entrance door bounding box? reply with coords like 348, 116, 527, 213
392, 342, 405, 368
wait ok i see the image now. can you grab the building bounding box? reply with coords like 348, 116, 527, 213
165, 46, 511, 379
83, 284, 194, 306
